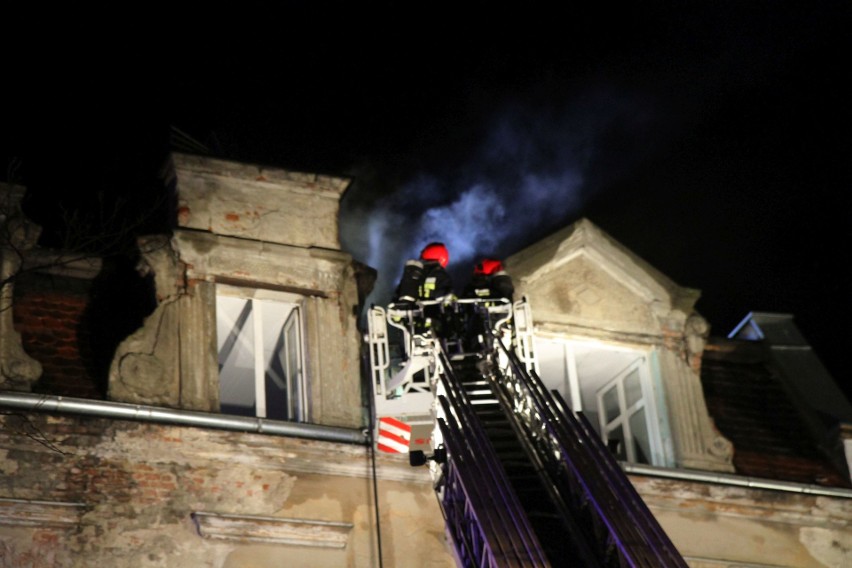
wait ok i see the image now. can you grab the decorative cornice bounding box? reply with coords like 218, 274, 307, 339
0, 498, 86, 528
192, 512, 353, 548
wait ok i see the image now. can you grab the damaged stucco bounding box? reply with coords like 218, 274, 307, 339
0, 414, 454, 568
632, 475, 851, 567
107, 154, 364, 427
0, 184, 43, 391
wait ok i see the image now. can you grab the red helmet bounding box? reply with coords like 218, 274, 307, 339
420, 242, 449, 267
474, 258, 503, 276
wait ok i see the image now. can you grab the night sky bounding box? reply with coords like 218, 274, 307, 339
5, 3, 851, 399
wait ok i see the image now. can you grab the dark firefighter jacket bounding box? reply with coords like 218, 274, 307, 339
394, 259, 454, 302
463, 271, 514, 303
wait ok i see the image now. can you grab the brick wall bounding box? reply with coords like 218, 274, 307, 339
13, 284, 101, 399
11, 258, 157, 400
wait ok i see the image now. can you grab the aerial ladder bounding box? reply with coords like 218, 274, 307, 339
366, 298, 688, 567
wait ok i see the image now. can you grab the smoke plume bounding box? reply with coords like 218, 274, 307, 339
340, 89, 662, 308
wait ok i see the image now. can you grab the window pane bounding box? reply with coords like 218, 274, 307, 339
285, 310, 302, 419
536, 340, 569, 395
629, 408, 651, 465
261, 301, 292, 420
607, 425, 626, 461
265, 326, 289, 421
624, 367, 642, 408
217, 291, 303, 421
217, 296, 257, 417
602, 385, 620, 424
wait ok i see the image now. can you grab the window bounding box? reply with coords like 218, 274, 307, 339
216, 286, 307, 421
535, 338, 663, 465
596, 360, 652, 463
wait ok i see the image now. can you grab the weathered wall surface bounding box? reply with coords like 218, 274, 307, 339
2, 410, 849, 568
0, 413, 455, 568
633, 475, 852, 568
105, 154, 366, 428
172, 153, 349, 250
522, 254, 661, 336
1, 184, 44, 392
506, 218, 700, 345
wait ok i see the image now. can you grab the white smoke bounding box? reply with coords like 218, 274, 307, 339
340, 89, 662, 308
419, 184, 506, 263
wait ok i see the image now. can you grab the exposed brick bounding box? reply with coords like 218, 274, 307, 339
14, 284, 104, 399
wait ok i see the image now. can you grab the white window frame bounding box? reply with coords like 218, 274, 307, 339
533, 337, 664, 465
215, 284, 309, 422
595, 357, 660, 464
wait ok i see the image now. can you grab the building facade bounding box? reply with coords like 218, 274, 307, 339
1, 156, 850, 567
0, 155, 453, 568
504, 219, 852, 567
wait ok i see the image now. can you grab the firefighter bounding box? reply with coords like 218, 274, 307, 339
393, 242, 454, 305
392, 242, 455, 336
460, 258, 514, 352
463, 258, 514, 303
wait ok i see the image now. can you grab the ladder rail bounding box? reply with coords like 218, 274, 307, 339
434, 348, 550, 567
554, 393, 689, 568
495, 339, 690, 567
480, 358, 607, 567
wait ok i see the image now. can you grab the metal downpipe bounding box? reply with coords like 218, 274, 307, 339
621, 462, 852, 499
0, 392, 367, 446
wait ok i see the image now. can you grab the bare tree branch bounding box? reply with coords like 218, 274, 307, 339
0, 410, 68, 455
2, 158, 173, 313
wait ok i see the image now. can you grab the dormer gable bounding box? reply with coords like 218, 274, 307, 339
507, 218, 700, 341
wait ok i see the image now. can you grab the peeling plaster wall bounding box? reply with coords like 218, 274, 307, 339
0, 414, 455, 568
4, 413, 845, 568
172, 153, 347, 250
632, 475, 852, 568
524, 254, 661, 335
107, 154, 366, 428
506, 219, 695, 344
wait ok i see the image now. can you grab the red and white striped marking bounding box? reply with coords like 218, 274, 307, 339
376, 416, 411, 453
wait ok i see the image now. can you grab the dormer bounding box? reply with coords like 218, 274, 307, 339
107, 153, 368, 428
506, 218, 734, 471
